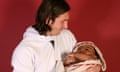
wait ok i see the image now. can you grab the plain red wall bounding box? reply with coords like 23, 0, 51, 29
0, 0, 120, 72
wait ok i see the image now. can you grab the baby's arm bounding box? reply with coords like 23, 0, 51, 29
63, 53, 76, 66
64, 52, 93, 66
74, 52, 98, 61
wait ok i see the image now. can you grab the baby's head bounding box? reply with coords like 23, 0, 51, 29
76, 45, 96, 56
73, 41, 100, 59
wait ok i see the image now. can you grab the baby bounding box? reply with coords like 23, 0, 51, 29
63, 41, 106, 72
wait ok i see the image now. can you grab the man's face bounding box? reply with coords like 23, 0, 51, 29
77, 45, 96, 56
48, 12, 69, 35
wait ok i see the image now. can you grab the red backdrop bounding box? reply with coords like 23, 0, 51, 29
0, 0, 120, 72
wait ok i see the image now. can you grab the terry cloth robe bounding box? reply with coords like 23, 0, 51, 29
11, 26, 56, 72
53, 28, 77, 72
65, 41, 107, 72
11, 26, 77, 72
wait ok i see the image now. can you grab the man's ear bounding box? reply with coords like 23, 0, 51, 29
46, 18, 53, 25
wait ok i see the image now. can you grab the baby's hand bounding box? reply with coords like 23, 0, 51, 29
64, 53, 76, 65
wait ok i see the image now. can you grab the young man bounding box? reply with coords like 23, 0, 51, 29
11, 0, 73, 72
11, 0, 101, 72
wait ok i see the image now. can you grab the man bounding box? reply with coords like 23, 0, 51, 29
11, 0, 101, 72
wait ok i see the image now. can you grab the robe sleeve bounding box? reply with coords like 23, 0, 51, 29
11, 44, 34, 72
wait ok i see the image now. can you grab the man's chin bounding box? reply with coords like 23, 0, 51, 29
55, 31, 61, 35
51, 32, 60, 36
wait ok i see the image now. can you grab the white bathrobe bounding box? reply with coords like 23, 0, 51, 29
11, 26, 76, 72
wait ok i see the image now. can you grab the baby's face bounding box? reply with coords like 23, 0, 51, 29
77, 45, 96, 56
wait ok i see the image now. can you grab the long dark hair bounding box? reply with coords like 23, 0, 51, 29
33, 0, 70, 35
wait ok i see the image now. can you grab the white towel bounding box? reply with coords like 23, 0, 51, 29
65, 60, 101, 72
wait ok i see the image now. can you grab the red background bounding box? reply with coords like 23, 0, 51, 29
0, 0, 120, 72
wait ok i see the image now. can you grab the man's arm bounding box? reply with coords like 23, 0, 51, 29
11, 46, 34, 72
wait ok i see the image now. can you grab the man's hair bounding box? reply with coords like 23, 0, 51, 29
33, 0, 70, 35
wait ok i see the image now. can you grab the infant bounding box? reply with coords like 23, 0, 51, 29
63, 41, 106, 72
